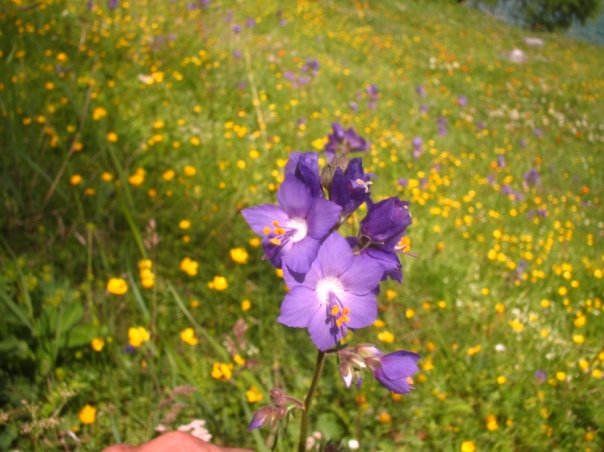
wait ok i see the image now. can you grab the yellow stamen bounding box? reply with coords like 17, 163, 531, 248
269, 238, 282, 246
274, 227, 286, 235
406, 377, 414, 385
263, 226, 271, 235
331, 305, 341, 316
272, 220, 281, 227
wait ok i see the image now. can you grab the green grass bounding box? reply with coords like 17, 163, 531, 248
1, 0, 603, 450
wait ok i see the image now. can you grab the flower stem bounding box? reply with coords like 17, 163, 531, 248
298, 350, 326, 452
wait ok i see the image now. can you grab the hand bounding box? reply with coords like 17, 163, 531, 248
103, 431, 252, 452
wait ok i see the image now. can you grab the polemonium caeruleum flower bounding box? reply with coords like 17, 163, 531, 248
278, 233, 382, 350
324, 123, 369, 163
329, 158, 372, 216
242, 176, 341, 274
370, 350, 420, 394
284, 152, 323, 198
351, 197, 412, 282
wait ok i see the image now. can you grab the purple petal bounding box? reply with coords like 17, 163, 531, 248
283, 237, 320, 275
339, 254, 383, 294
277, 286, 319, 328
307, 307, 343, 350
315, 233, 353, 277
307, 198, 342, 239
242, 204, 288, 235
342, 291, 377, 329
381, 351, 421, 381
277, 176, 313, 218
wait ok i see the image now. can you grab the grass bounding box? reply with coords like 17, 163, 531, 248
1, 0, 603, 450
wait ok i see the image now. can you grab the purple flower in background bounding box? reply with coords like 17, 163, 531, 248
278, 233, 382, 350
437, 116, 448, 136
412, 137, 423, 159
420, 103, 429, 114
534, 127, 543, 138
349, 101, 359, 112
246, 17, 256, 28
497, 154, 506, 169
371, 350, 420, 394
232, 24, 241, 34
534, 370, 547, 384
242, 176, 341, 274
457, 95, 468, 107
324, 123, 369, 162
329, 158, 372, 216
302, 59, 319, 76
353, 197, 412, 282
416, 84, 427, 98
107, 0, 118, 9
398, 178, 409, 187
248, 406, 283, 430
366, 84, 379, 109
523, 168, 540, 187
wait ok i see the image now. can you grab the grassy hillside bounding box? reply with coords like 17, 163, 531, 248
1, 0, 603, 450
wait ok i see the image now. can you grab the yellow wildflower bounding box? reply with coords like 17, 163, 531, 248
180, 257, 199, 276
106, 277, 128, 295
230, 247, 249, 264
460, 441, 476, 452
78, 404, 97, 425
211, 362, 233, 381
208, 276, 228, 291
128, 326, 150, 348
91, 338, 105, 352
179, 328, 199, 346
245, 386, 263, 403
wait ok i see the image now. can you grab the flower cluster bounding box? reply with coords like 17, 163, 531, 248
242, 124, 420, 430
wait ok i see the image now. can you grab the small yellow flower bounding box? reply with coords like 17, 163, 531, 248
184, 165, 197, 176
245, 386, 263, 403
101, 172, 113, 182
179, 328, 199, 346
91, 337, 105, 352
106, 131, 118, 143
180, 257, 199, 276
241, 299, 251, 311
78, 404, 97, 425
162, 169, 176, 181
92, 107, 107, 121
385, 289, 397, 301
377, 330, 395, 343
460, 441, 476, 452
128, 326, 150, 348
106, 277, 128, 295
211, 362, 233, 381
230, 247, 249, 264
128, 168, 145, 186
179, 219, 191, 230
234, 354, 246, 366
556, 371, 566, 381
208, 275, 228, 291
377, 411, 392, 424
70, 174, 83, 186
496, 375, 507, 385
486, 415, 499, 431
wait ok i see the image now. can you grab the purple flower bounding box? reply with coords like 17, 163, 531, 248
534, 370, 547, 384
107, 0, 118, 9
324, 123, 369, 162
523, 168, 540, 187
371, 350, 420, 394
232, 24, 241, 34
329, 158, 372, 215
246, 17, 256, 28
278, 233, 382, 350
415, 84, 427, 98
248, 406, 283, 430
457, 95, 468, 107
353, 197, 412, 282
437, 116, 448, 136
412, 137, 423, 159
284, 152, 323, 198
242, 176, 341, 274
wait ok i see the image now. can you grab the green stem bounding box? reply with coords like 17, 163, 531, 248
298, 350, 326, 452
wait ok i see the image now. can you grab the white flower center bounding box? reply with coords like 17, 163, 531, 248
316, 276, 344, 306
287, 217, 308, 243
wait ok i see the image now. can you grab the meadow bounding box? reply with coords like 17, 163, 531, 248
1, 0, 603, 450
